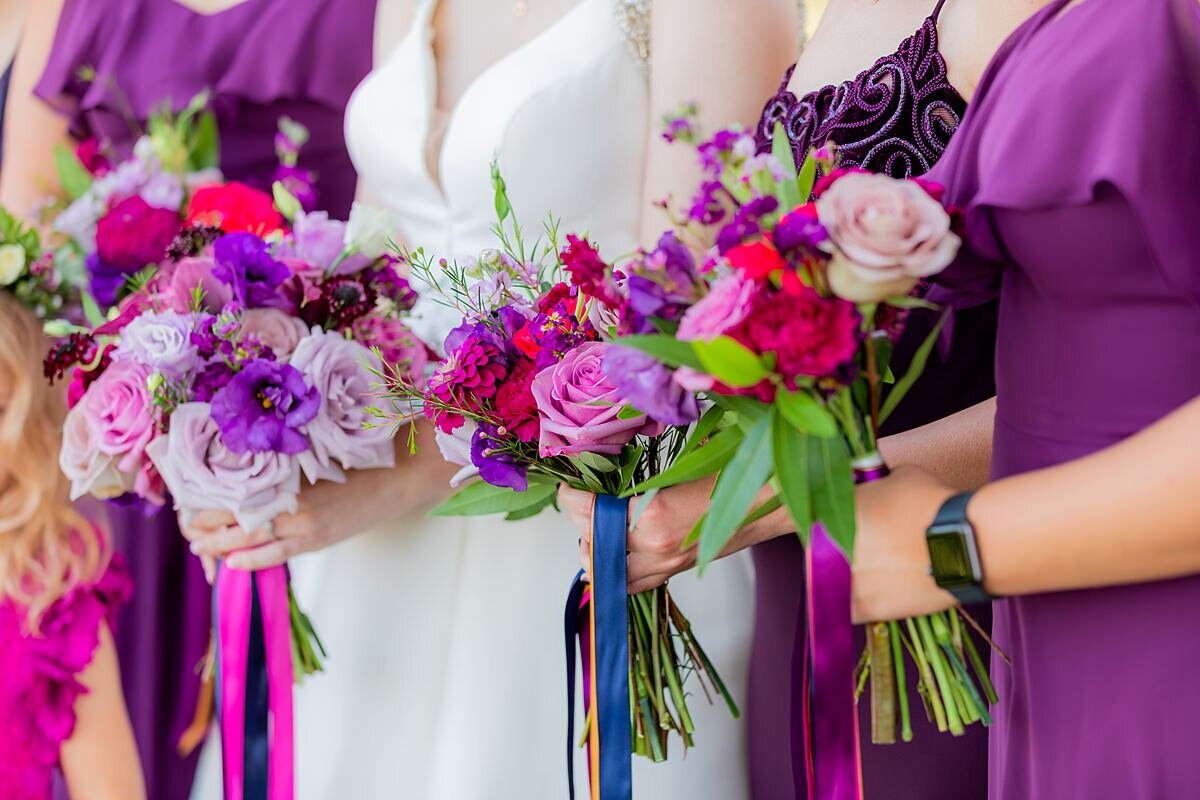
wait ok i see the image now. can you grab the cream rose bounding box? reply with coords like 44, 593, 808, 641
0, 244, 27, 286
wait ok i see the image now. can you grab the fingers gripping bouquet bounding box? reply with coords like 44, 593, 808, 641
374, 168, 738, 774
620, 113, 999, 784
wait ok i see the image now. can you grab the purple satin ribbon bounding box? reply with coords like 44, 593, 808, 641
216, 564, 295, 800
797, 460, 890, 800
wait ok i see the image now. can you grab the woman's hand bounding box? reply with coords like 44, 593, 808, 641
850, 464, 959, 623
559, 478, 785, 594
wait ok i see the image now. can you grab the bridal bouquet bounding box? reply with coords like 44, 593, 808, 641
45, 188, 419, 677
614, 114, 998, 765
373, 168, 738, 767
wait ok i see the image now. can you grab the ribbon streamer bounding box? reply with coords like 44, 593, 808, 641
565, 494, 632, 800
215, 563, 296, 800
797, 461, 889, 799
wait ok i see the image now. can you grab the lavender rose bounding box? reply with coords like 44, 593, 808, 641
531, 342, 663, 458
242, 308, 310, 359
60, 401, 136, 501
288, 328, 395, 483
816, 172, 960, 303
146, 402, 301, 533
113, 310, 200, 378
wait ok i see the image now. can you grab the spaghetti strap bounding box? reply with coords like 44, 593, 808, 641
931, 0, 949, 21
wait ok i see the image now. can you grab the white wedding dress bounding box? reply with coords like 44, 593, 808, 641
193, 2, 755, 798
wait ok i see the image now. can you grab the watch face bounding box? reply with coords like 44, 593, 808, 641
927, 528, 977, 587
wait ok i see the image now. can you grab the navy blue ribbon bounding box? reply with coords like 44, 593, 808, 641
564, 494, 633, 800
245, 577, 270, 800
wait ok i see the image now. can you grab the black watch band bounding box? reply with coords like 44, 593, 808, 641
926, 491, 991, 605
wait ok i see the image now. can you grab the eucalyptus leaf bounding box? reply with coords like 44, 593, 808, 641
615, 335, 704, 371
697, 411, 775, 572
805, 435, 856, 557
879, 310, 949, 425
776, 390, 838, 438
623, 427, 741, 496
430, 479, 556, 517
692, 336, 771, 388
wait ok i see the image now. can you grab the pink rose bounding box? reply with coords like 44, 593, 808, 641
242, 309, 310, 359
79, 359, 157, 475
531, 342, 663, 458
146, 402, 301, 533
816, 172, 961, 303
59, 402, 136, 501
288, 329, 395, 483
164, 256, 234, 313
678, 272, 758, 342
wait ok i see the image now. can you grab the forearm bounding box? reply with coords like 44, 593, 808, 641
975, 395, 1200, 597
879, 397, 995, 490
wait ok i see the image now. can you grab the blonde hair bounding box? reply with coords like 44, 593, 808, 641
0, 293, 103, 631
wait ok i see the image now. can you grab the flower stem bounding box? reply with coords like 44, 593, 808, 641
905, 617, 947, 731
916, 615, 963, 736
867, 623, 896, 744
961, 616, 999, 706
888, 621, 913, 742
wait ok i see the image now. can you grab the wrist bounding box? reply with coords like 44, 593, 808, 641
925, 488, 991, 603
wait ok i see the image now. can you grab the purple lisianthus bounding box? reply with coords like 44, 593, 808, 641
717, 195, 780, 254
470, 423, 527, 491
113, 310, 201, 379
213, 233, 292, 309
602, 346, 701, 427
289, 329, 395, 483
211, 358, 320, 454
622, 233, 704, 333
85, 253, 133, 307
773, 205, 828, 257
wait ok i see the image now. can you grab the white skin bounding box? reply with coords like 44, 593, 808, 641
0, 0, 28, 83
560, 0, 1044, 592
177, 0, 799, 569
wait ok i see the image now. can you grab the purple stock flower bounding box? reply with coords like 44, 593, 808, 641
621, 233, 704, 334
688, 180, 727, 226
717, 195, 780, 254
697, 129, 756, 175
527, 301, 596, 370
213, 233, 292, 309
601, 346, 700, 427
210, 359, 319, 454
773, 205, 828, 257
85, 253, 132, 307
470, 423, 528, 491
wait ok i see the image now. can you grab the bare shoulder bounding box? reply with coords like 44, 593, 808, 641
937, 0, 1048, 100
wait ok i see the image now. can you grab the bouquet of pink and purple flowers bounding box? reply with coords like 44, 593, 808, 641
373, 168, 737, 770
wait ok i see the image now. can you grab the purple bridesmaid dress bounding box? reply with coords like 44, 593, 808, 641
750, 2, 994, 797
32, 2, 376, 798
930, 0, 1200, 796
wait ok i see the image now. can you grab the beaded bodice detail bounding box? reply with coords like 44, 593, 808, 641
755, 8, 965, 178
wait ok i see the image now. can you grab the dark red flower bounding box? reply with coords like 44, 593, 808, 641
725, 240, 787, 280
186, 182, 284, 235
96, 196, 181, 271
561, 234, 621, 308
537, 282, 573, 313
494, 358, 541, 443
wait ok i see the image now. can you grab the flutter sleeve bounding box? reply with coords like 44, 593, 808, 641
18, 552, 132, 769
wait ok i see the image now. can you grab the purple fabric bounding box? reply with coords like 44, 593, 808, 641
930, 0, 1200, 796
34, 0, 378, 219
748, 4, 993, 798
33, 3, 377, 799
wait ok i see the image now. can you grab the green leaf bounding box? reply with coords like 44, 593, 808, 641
80, 291, 105, 327
649, 317, 680, 336
739, 492, 784, 531
272, 181, 303, 222
54, 145, 93, 200
614, 335, 703, 371
617, 405, 645, 421
189, 111, 220, 171
884, 295, 940, 311
697, 410, 775, 572
575, 452, 619, 474
879, 310, 949, 426
797, 149, 818, 201
676, 405, 728, 460
618, 444, 644, 492
692, 336, 771, 388
430, 479, 556, 517
713, 395, 770, 432
624, 427, 741, 496
772, 122, 803, 210
505, 491, 556, 521
772, 414, 815, 545
776, 390, 838, 438
805, 435, 856, 557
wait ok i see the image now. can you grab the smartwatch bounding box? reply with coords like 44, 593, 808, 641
926, 491, 990, 605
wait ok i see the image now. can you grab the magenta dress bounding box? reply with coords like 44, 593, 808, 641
929, 0, 1200, 796
0, 554, 132, 800
749, 2, 993, 797
31, 2, 376, 798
